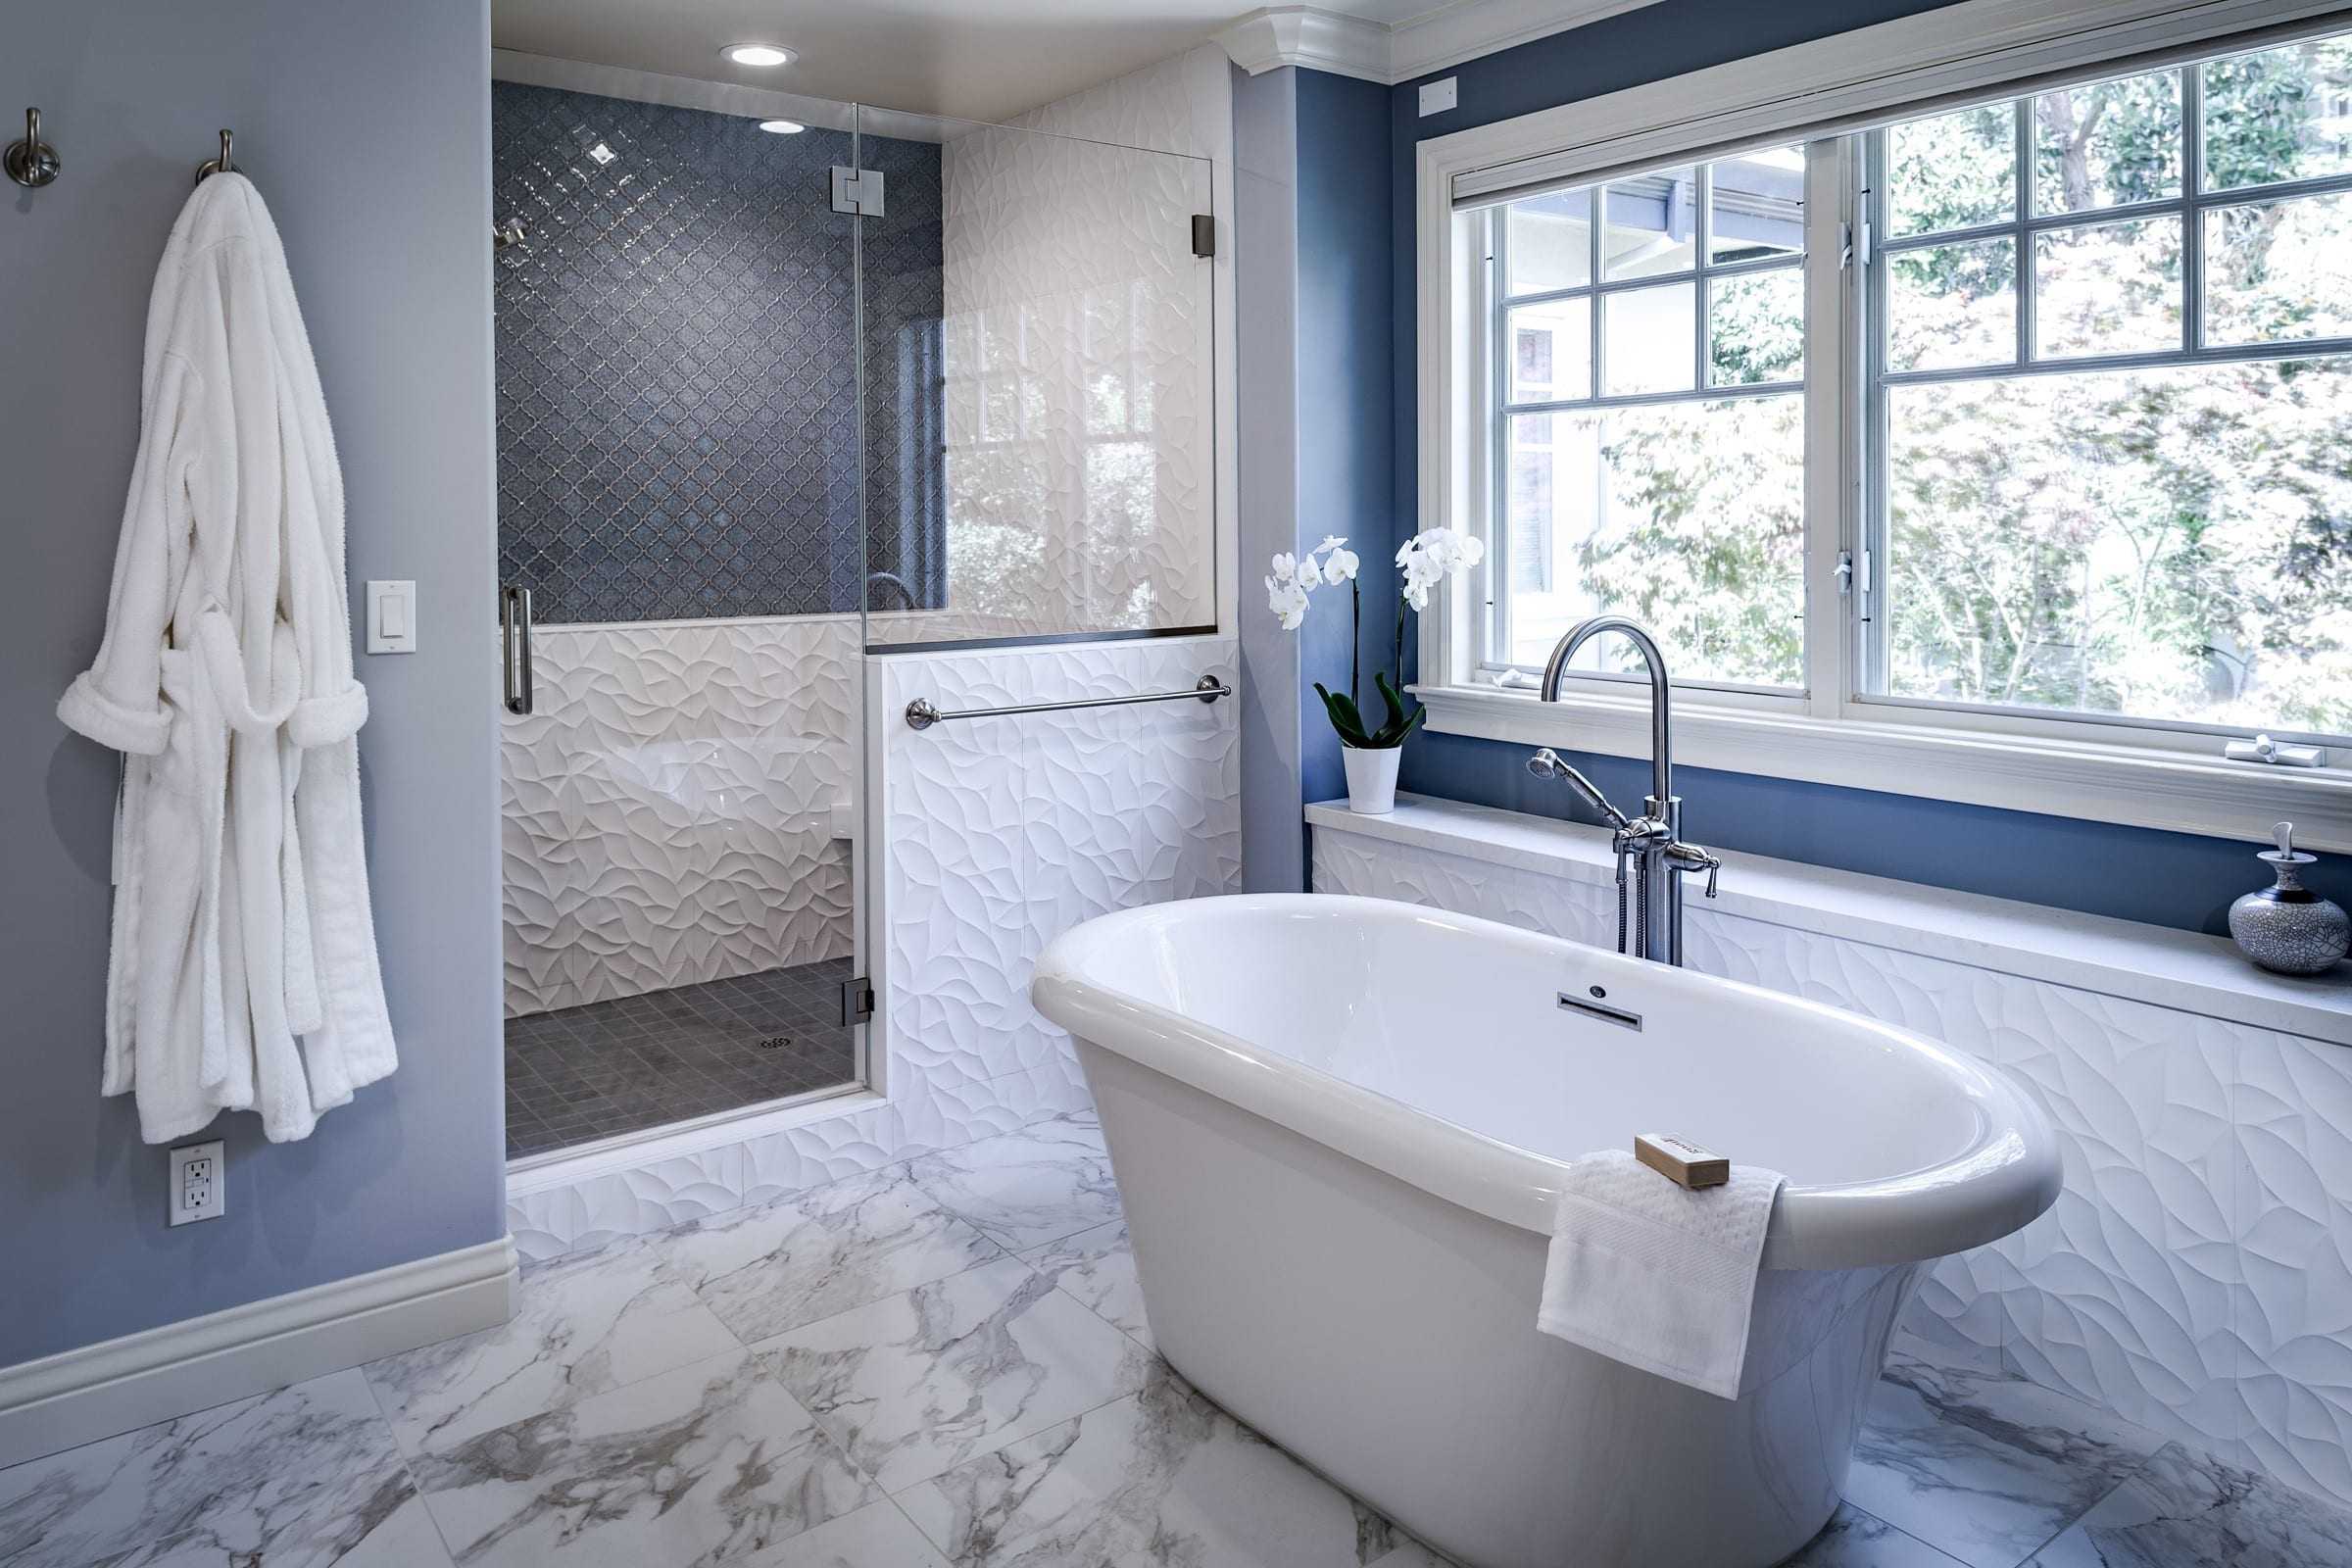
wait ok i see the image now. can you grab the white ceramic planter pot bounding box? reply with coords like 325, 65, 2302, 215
1342, 744, 1401, 815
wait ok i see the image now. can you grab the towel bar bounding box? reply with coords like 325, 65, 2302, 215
905, 674, 1230, 730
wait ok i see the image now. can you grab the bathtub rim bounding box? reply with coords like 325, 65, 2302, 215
1033, 893, 2059, 1272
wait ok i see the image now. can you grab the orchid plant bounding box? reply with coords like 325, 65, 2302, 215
1265, 528, 1485, 750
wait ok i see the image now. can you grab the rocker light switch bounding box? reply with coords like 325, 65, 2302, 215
367, 580, 416, 654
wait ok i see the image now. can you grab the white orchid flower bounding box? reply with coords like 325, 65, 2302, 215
1404, 580, 1432, 612
1316, 534, 1348, 554
1266, 573, 1309, 630
1457, 533, 1486, 569
1269, 552, 1298, 586
1322, 546, 1359, 584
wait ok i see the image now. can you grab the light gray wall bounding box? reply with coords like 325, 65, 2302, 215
1, 0, 505, 1366
1233, 64, 1305, 894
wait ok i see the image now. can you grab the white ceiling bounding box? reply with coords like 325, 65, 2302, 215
489, 0, 1430, 125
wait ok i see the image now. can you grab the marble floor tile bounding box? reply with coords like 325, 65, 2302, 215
1023, 1219, 1151, 1348
412, 1348, 877, 1568
1843, 1352, 2170, 1568
906, 1116, 1122, 1252
736, 1499, 952, 1567
664, 1165, 1005, 1345
2026, 1443, 2352, 1567
110, 1486, 453, 1567
895, 1367, 1425, 1568
365, 1228, 739, 1453
0, 1369, 425, 1568
1363, 1544, 1457, 1568
1784, 1503, 1972, 1567
757, 1254, 1154, 1494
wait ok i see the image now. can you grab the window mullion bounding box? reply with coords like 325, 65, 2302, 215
2181, 63, 2205, 352
1694, 166, 1713, 392
1859, 129, 1892, 706
1803, 136, 1852, 717
1484, 210, 1508, 669
2014, 95, 2034, 367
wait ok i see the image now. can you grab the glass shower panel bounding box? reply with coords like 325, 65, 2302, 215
491, 76, 870, 1160
856, 104, 1217, 647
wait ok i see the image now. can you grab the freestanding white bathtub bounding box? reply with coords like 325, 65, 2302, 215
1032, 894, 2059, 1568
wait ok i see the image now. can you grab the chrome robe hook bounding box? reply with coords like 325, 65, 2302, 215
6, 107, 61, 188
195, 128, 235, 185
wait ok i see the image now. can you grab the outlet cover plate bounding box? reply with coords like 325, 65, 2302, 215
169, 1139, 225, 1226
1417, 76, 1458, 117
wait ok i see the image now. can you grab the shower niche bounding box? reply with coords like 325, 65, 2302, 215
489, 67, 1214, 1160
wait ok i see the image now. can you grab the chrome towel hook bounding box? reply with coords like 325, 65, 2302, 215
194, 127, 236, 185
5, 107, 61, 189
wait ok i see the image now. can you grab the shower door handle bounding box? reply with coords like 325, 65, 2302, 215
500, 584, 534, 715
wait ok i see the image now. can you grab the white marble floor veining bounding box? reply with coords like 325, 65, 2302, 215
6, 1108, 2352, 1568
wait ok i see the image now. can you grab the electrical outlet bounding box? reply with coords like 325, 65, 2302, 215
169, 1140, 225, 1226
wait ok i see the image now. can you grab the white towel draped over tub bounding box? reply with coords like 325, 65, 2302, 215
1537, 1150, 1786, 1399
57, 172, 394, 1144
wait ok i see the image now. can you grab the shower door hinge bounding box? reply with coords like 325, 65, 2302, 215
831, 166, 886, 217
840, 976, 875, 1026
1191, 214, 1215, 258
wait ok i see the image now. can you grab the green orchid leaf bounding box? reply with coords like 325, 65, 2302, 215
1314, 683, 1374, 748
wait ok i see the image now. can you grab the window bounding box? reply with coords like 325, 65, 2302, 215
1449, 23, 2352, 783
1487, 150, 1810, 688
1870, 44, 2352, 739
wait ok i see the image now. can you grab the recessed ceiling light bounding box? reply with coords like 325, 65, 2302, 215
724, 43, 794, 68
757, 119, 806, 135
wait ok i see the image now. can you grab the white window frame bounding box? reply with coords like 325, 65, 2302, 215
1413, 0, 2352, 851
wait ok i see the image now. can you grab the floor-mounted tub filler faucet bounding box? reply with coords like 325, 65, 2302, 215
1526, 615, 1720, 966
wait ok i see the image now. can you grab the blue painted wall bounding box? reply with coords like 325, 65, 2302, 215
6, 0, 505, 1366
1379, 0, 2342, 935
1298, 69, 1399, 811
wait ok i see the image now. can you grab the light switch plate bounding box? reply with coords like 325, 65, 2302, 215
1417, 76, 1458, 117
169, 1139, 225, 1226
366, 579, 416, 654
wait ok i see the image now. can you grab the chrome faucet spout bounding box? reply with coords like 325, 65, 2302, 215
1527, 615, 1714, 967
1539, 614, 1672, 813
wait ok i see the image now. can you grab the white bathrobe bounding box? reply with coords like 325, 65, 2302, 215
57, 172, 396, 1144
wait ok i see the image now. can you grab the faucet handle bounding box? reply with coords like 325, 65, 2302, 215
1667, 842, 1721, 898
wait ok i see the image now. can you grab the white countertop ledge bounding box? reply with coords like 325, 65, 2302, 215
1306, 795, 2352, 1046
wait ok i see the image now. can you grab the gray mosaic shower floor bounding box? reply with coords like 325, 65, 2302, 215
504, 959, 858, 1157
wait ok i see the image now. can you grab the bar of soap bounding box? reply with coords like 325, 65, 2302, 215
1636, 1133, 1730, 1190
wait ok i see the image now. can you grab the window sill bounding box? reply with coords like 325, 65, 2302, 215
1408, 681, 2352, 853
1305, 793, 2352, 1041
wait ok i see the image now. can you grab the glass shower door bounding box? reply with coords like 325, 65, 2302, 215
490, 76, 872, 1160
857, 103, 1219, 647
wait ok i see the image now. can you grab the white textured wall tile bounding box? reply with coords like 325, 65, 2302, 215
506, 1145, 747, 1261
1312, 828, 2351, 1508
2234, 1033, 2352, 1503
878, 638, 1240, 1091
500, 617, 858, 1016
509, 637, 1238, 1274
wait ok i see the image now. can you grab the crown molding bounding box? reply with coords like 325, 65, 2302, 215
1216, 7, 1392, 83
1216, 0, 1662, 87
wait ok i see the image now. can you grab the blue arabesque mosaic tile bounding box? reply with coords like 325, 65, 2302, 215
493, 83, 944, 623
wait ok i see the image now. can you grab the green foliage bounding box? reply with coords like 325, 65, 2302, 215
1316, 673, 1426, 750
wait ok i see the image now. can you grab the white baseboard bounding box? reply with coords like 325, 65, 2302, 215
0, 1236, 515, 1470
